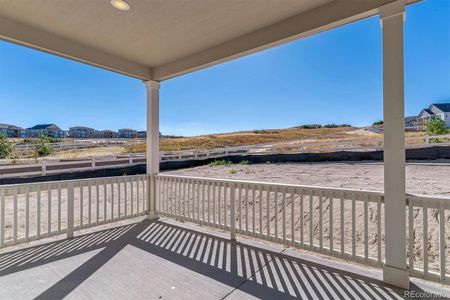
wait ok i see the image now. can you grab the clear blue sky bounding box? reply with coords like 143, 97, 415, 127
0, 0, 449, 137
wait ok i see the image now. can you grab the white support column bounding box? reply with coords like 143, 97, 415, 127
145, 80, 160, 220
380, 0, 408, 289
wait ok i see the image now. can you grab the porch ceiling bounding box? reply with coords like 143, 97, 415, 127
0, 0, 418, 81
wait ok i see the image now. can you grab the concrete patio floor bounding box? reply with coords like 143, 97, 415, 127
0, 218, 449, 300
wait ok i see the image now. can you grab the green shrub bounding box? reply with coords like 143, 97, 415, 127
294, 124, 323, 129
48, 137, 63, 143
372, 120, 383, 126
34, 134, 54, 157
208, 159, 233, 167
426, 118, 448, 136
0, 133, 13, 159
239, 160, 250, 165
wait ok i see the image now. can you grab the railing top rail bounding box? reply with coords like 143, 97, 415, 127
156, 173, 385, 197
0, 174, 148, 189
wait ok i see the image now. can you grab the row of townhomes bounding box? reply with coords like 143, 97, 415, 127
0, 124, 146, 139
405, 103, 450, 131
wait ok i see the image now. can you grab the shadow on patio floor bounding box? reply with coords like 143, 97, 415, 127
0, 219, 442, 299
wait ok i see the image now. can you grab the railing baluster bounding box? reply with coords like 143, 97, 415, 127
67, 183, 74, 238
319, 190, 323, 252
124, 179, 128, 218
118, 178, 121, 218
252, 185, 256, 236
230, 183, 236, 240
300, 189, 304, 248
13, 188, 18, 243
207, 182, 211, 224
195, 180, 199, 221
37, 186, 41, 238
213, 182, 217, 226
25, 186, 30, 241
88, 182, 92, 226
47, 185, 51, 236
275, 186, 278, 241
188, 179, 193, 221
309, 190, 313, 250
130, 178, 134, 217
282, 187, 286, 245
238, 184, 242, 231
352, 192, 356, 260
0, 188, 5, 247
329, 192, 333, 256
245, 184, 249, 234
341, 192, 345, 258
111, 181, 114, 220
136, 179, 140, 215
364, 193, 369, 262
291, 188, 295, 246
259, 185, 263, 238
96, 181, 100, 223
58, 184, 62, 233
202, 180, 206, 223
224, 182, 228, 228
423, 201, 428, 277
104, 180, 107, 220
80, 183, 84, 227
266, 187, 270, 238
377, 195, 382, 265
439, 206, 446, 282
408, 199, 414, 272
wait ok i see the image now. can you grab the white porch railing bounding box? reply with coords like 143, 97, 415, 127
0, 175, 148, 248
0, 174, 449, 284
155, 174, 450, 284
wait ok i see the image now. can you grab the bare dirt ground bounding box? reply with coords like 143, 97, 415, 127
166, 162, 450, 274
165, 161, 450, 196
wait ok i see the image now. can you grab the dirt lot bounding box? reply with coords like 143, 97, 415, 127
166, 161, 450, 196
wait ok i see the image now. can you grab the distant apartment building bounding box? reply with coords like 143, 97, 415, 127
118, 128, 138, 138
95, 130, 119, 138
137, 131, 147, 138
0, 124, 26, 138
69, 126, 95, 138
27, 124, 66, 138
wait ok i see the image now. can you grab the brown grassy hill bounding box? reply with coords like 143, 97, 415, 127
128, 126, 356, 152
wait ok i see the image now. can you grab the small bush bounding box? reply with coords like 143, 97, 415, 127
294, 124, 323, 129
48, 137, 63, 143
34, 134, 54, 157
208, 159, 233, 167
229, 169, 237, 174
239, 160, 250, 165
0, 133, 13, 159
372, 120, 384, 126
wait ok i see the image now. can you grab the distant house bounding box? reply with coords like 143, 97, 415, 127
95, 130, 119, 138
27, 124, 66, 138
405, 103, 450, 131
118, 128, 138, 138
137, 131, 147, 138
69, 126, 95, 138
0, 124, 26, 138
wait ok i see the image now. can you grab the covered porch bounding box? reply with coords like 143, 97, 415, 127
0, 218, 439, 299
1, 0, 449, 296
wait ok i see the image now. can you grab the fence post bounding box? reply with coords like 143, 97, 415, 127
425, 136, 429, 144
67, 183, 75, 238
129, 154, 133, 165
91, 158, 96, 169
230, 183, 236, 241
41, 161, 47, 176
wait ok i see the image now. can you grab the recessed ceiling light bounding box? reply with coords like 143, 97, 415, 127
111, 0, 130, 11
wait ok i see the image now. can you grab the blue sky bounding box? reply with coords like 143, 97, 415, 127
0, 0, 449, 137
